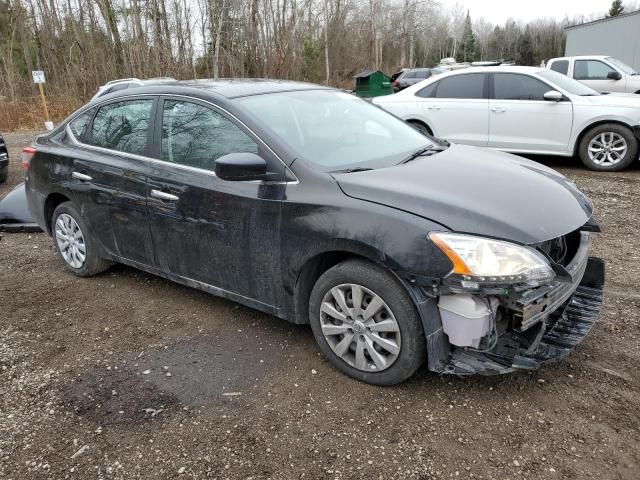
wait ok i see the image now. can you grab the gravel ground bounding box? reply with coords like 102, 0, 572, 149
0, 131, 638, 480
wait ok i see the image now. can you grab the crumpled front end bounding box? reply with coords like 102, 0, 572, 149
407, 225, 605, 375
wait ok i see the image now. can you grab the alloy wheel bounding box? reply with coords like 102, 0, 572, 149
55, 213, 87, 269
319, 283, 401, 372
588, 132, 628, 167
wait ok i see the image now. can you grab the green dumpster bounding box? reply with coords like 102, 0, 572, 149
353, 70, 392, 98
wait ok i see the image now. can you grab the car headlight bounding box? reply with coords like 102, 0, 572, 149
430, 232, 555, 290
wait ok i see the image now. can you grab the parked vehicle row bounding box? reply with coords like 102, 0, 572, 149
374, 66, 640, 171
23, 79, 604, 384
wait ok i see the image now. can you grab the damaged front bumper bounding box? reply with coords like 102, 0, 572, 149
445, 257, 604, 375
408, 230, 605, 376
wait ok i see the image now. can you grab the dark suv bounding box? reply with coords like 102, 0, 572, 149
393, 68, 443, 92
24, 80, 604, 384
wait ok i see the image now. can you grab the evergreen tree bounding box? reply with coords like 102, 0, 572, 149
609, 0, 625, 16
517, 26, 534, 66
459, 11, 476, 63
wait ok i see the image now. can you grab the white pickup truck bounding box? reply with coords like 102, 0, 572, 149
546, 56, 640, 94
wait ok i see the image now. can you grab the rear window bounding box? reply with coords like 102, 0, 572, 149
549, 60, 569, 76
87, 99, 153, 156
68, 108, 96, 142
416, 82, 438, 98
435, 74, 486, 99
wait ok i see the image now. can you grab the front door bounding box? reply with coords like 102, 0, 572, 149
67, 98, 155, 265
488, 73, 573, 153
573, 59, 625, 93
146, 97, 285, 308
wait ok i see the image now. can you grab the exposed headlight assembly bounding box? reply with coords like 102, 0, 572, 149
430, 232, 555, 291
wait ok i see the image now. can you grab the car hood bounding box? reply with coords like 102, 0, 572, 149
334, 144, 593, 244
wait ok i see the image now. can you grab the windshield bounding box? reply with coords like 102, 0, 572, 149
537, 70, 600, 96
236, 90, 432, 172
606, 57, 638, 75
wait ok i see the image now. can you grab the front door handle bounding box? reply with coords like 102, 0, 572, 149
426, 105, 441, 110
72, 171, 92, 181
491, 107, 506, 113
150, 189, 179, 202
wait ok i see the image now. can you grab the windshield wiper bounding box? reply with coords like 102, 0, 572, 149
400, 144, 448, 164
330, 167, 374, 174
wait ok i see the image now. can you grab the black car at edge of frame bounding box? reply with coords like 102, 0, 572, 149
24, 79, 605, 385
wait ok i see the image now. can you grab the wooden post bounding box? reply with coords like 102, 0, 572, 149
38, 82, 50, 123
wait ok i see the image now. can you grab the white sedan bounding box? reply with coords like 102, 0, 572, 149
373, 66, 640, 171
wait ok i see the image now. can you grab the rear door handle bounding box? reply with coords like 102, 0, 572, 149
491, 107, 506, 113
150, 189, 179, 201
426, 105, 441, 110
72, 171, 92, 181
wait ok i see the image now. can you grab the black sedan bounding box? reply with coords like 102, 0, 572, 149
24, 80, 604, 384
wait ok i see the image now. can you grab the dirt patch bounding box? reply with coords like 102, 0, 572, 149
1, 132, 639, 479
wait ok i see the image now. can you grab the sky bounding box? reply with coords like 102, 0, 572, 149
438, 0, 624, 24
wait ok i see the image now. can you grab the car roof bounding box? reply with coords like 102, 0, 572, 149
434, 65, 546, 76
550, 55, 609, 61
103, 78, 332, 100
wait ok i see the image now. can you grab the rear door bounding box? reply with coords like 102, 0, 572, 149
416, 72, 488, 146
145, 97, 285, 308
488, 73, 573, 153
573, 59, 625, 93
67, 97, 155, 265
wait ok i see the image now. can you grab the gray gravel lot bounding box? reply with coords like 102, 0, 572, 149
0, 131, 638, 479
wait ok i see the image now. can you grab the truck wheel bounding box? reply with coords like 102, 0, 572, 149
52, 201, 111, 277
578, 123, 638, 171
308, 259, 426, 385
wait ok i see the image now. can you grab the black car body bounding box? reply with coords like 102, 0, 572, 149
24, 80, 604, 384
0, 132, 8, 183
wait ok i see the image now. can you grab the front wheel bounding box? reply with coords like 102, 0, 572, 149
578, 123, 638, 171
308, 260, 426, 385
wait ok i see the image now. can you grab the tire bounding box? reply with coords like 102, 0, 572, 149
578, 123, 638, 171
408, 120, 432, 137
0, 169, 7, 184
309, 259, 426, 385
51, 201, 111, 277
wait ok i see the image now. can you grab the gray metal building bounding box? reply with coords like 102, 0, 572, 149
565, 10, 640, 70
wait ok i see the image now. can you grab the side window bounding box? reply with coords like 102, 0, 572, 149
416, 81, 438, 98
550, 60, 569, 76
436, 74, 485, 99
574, 60, 614, 80
493, 74, 552, 101
402, 72, 415, 79
68, 108, 96, 142
161, 100, 258, 171
88, 99, 153, 155
416, 70, 431, 79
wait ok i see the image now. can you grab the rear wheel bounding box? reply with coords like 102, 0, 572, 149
309, 260, 426, 385
0, 169, 7, 184
578, 123, 638, 171
52, 202, 111, 277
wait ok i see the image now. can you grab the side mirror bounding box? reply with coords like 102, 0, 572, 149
543, 90, 564, 102
214, 152, 268, 181
607, 70, 622, 80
